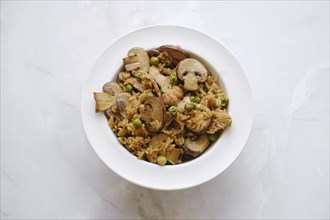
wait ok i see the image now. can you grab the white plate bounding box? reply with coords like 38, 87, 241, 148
81, 25, 254, 190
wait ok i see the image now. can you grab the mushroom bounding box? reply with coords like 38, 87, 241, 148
148, 66, 171, 89
140, 97, 165, 132
102, 82, 124, 96
158, 51, 172, 66
148, 134, 170, 150
147, 49, 160, 57
123, 55, 141, 72
116, 93, 132, 117
177, 58, 208, 91
158, 45, 189, 66
165, 148, 182, 164
183, 134, 210, 157
163, 112, 175, 128
126, 47, 150, 72
93, 92, 116, 112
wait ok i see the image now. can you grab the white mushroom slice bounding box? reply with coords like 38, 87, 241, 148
93, 92, 116, 112
140, 97, 165, 132
124, 62, 140, 72
123, 56, 139, 65
165, 148, 182, 164
177, 58, 208, 91
131, 78, 144, 92
148, 66, 171, 89
102, 82, 124, 96
128, 47, 150, 72
116, 93, 132, 117
148, 134, 170, 150
183, 134, 210, 157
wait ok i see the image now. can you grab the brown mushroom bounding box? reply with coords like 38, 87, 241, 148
163, 112, 175, 128
165, 148, 182, 164
140, 97, 165, 132
93, 92, 116, 112
148, 133, 170, 150
127, 47, 150, 72
183, 134, 210, 157
116, 93, 132, 117
102, 82, 124, 96
158, 51, 172, 66
158, 45, 189, 66
148, 66, 171, 89
147, 49, 160, 57
177, 58, 208, 91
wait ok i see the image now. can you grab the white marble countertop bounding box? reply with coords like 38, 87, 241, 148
1, 1, 329, 219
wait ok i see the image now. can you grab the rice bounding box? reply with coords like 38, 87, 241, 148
94, 46, 232, 165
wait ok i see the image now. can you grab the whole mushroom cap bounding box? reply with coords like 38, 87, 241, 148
177, 58, 208, 91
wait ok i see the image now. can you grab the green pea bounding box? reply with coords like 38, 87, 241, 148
160, 87, 168, 94
125, 84, 133, 93
184, 103, 194, 112
169, 73, 178, 85
190, 95, 201, 103
145, 92, 154, 98
156, 155, 167, 166
135, 72, 143, 81
150, 56, 159, 66
132, 118, 142, 128
221, 98, 228, 107
168, 106, 177, 116
208, 133, 219, 142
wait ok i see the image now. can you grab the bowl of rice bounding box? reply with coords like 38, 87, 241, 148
81, 25, 254, 190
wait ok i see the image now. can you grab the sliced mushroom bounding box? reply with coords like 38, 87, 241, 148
148, 134, 170, 150
123, 56, 139, 65
158, 45, 189, 66
177, 96, 191, 113
148, 66, 171, 89
140, 97, 165, 132
163, 112, 175, 128
183, 134, 210, 157
131, 78, 144, 92
116, 93, 132, 117
147, 49, 160, 57
158, 51, 172, 66
93, 92, 116, 112
124, 62, 140, 72
127, 47, 150, 72
165, 148, 182, 164
103, 82, 124, 96
177, 58, 208, 91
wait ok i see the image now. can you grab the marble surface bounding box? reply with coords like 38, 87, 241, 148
1, 1, 329, 219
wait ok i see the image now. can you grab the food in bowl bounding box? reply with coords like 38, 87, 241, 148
93, 45, 232, 166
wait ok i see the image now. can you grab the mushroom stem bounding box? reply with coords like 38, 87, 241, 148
183, 72, 199, 91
